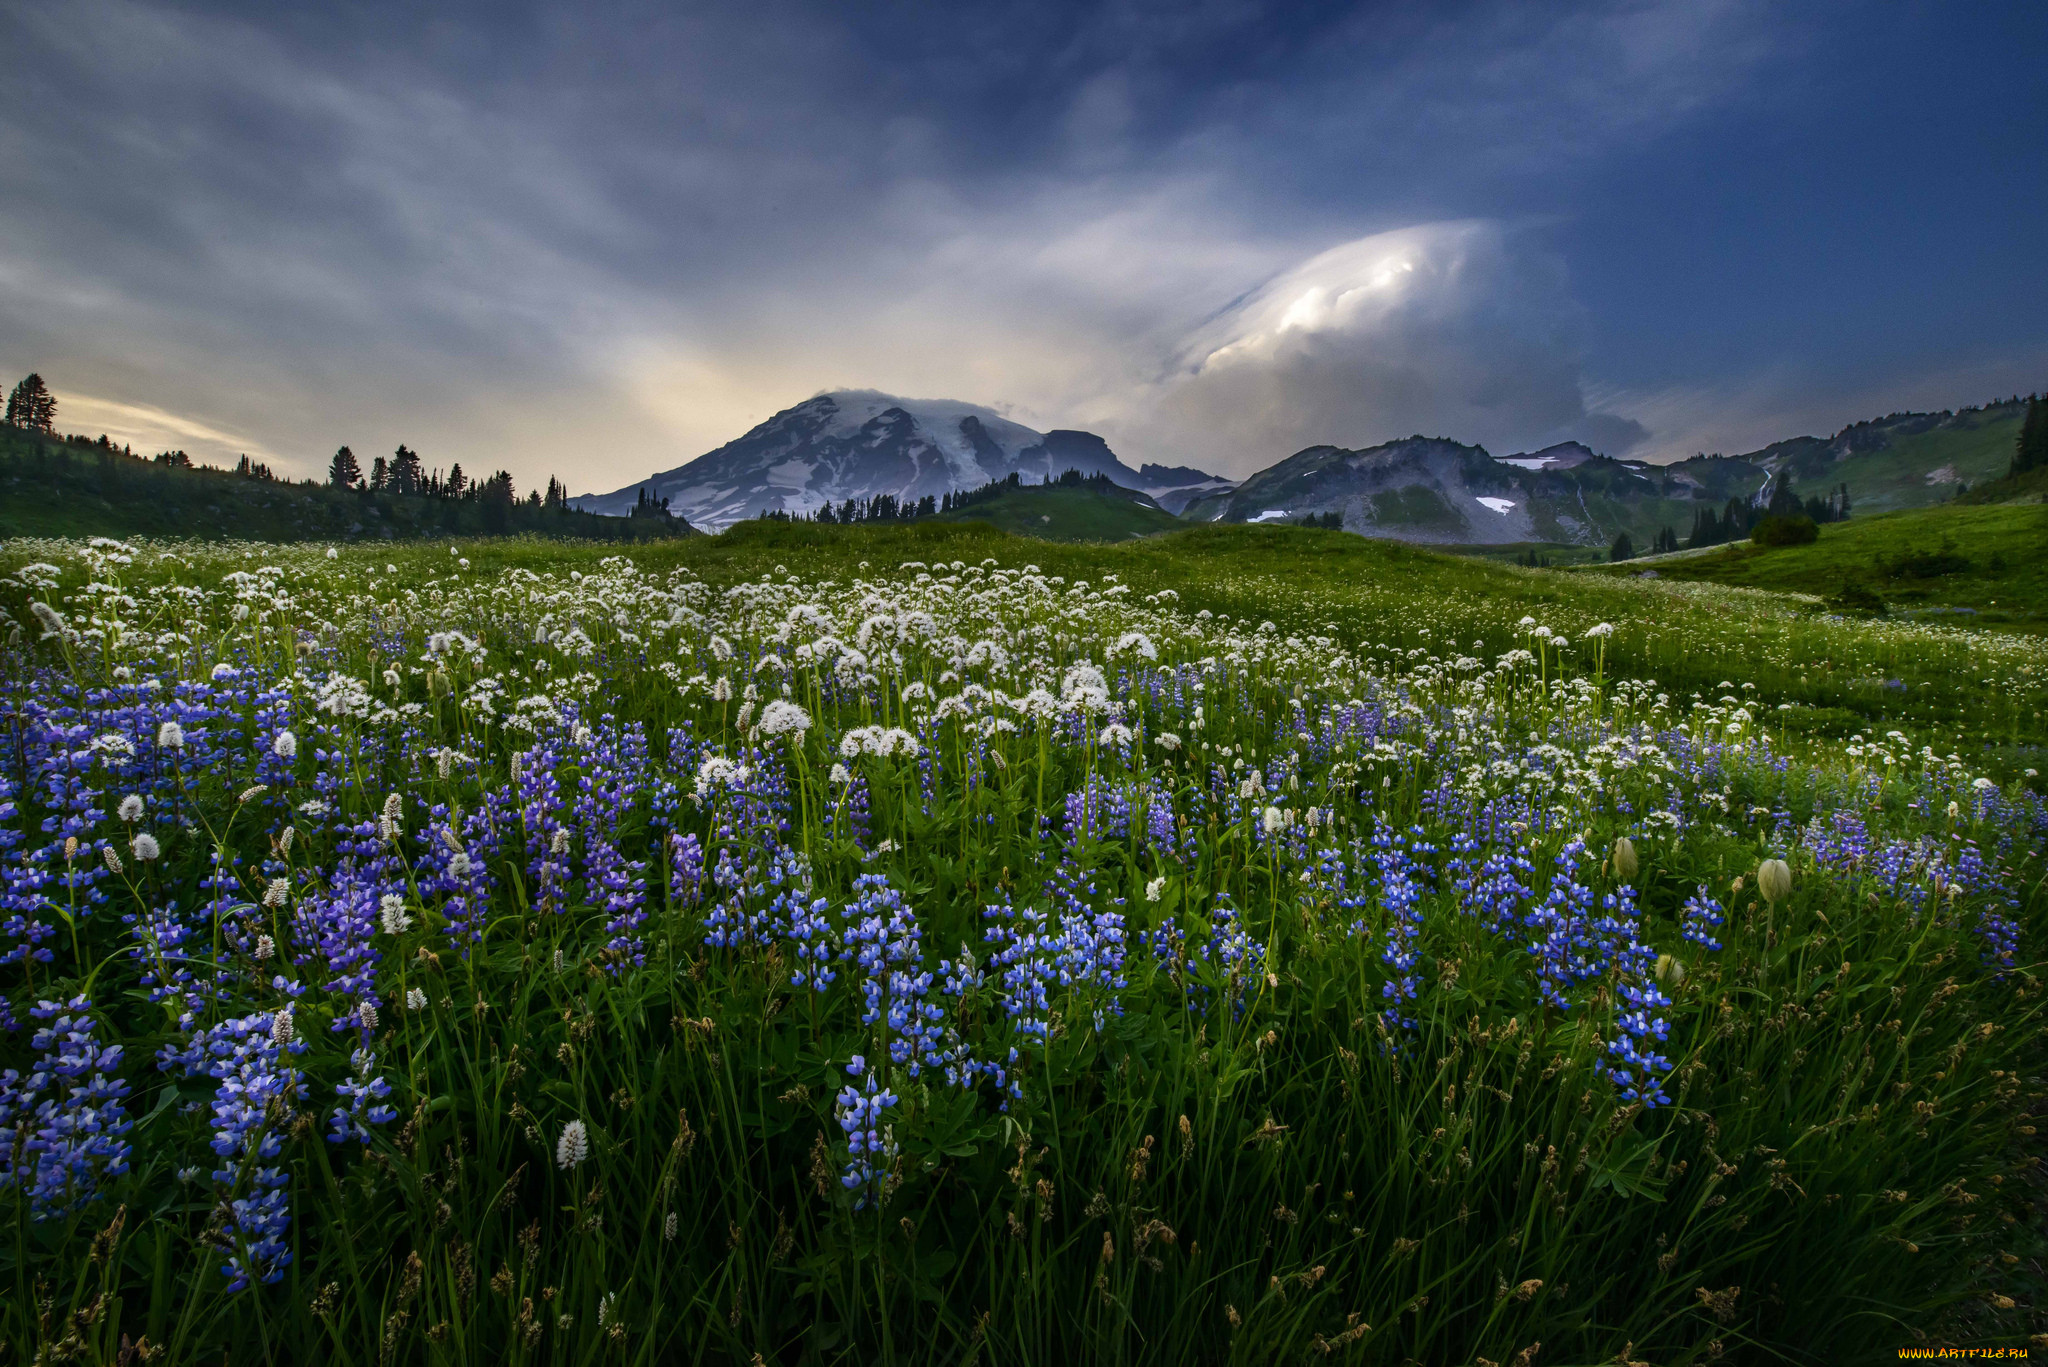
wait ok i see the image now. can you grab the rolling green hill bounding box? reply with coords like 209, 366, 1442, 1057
1739, 399, 2026, 514
0, 426, 693, 543
1583, 500, 2048, 631
930, 482, 1185, 541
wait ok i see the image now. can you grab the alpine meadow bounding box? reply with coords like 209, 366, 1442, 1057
4, 2, 2048, 1362
0, 520, 2039, 1364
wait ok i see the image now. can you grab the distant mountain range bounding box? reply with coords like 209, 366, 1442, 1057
573, 391, 1233, 529
580, 392, 2032, 546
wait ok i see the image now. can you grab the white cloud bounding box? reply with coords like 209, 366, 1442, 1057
1091, 221, 1645, 475
51, 391, 284, 468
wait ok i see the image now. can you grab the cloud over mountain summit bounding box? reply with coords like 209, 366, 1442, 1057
1101, 222, 1649, 474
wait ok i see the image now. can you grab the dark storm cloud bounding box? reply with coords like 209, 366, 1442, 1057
0, 0, 2041, 483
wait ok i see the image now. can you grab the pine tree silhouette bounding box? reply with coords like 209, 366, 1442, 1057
329, 446, 362, 488
5, 374, 56, 433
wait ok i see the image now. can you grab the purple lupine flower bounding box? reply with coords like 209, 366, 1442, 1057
983, 890, 1057, 1049
573, 717, 651, 967
1043, 857, 1126, 1027
327, 1047, 398, 1145
0, 996, 132, 1219
841, 874, 950, 1078
785, 890, 838, 990
834, 1055, 897, 1209
1204, 892, 1265, 1020
172, 1012, 305, 1291
1678, 885, 1725, 952
1524, 837, 1602, 1011
292, 866, 383, 1031
668, 832, 705, 909
1372, 826, 1433, 1035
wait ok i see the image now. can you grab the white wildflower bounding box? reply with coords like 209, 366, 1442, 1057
130, 833, 161, 861
271, 1007, 295, 1047
406, 987, 428, 1010
1145, 876, 1167, 904
556, 1119, 590, 1170
694, 755, 752, 799
380, 895, 414, 935
156, 721, 185, 750
271, 730, 297, 760
757, 700, 812, 738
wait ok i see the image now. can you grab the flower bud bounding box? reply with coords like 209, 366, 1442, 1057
1757, 858, 1792, 905
1612, 836, 1639, 883
1654, 953, 1685, 986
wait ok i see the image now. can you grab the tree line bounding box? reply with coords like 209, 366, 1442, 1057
755, 468, 1129, 526
2014, 393, 2047, 478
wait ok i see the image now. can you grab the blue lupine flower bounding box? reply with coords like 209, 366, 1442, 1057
0, 996, 132, 1220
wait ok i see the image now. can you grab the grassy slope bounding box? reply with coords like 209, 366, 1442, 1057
0, 426, 692, 543
929, 484, 1185, 541
1586, 501, 2048, 631
1804, 405, 2023, 514
386, 519, 2045, 762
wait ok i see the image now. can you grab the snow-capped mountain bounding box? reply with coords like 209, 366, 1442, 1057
574, 390, 1233, 530
1180, 436, 1764, 547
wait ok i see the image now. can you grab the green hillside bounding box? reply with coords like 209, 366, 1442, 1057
1739, 399, 2025, 514
1584, 500, 2048, 630
0, 425, 692, 543
930, 482, 1185, 541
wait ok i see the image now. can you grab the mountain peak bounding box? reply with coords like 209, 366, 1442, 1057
574, 391, 1225, 529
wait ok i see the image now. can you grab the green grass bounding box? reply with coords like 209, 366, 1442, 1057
930, 485, 1186, 542
1584, 503, 2048, 634
1804, 407, 2024, 515
1446, 542, 1612, 569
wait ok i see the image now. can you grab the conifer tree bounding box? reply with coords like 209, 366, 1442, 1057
369, 455, 389, 491
2014, 394, 2048, 477
389, 445, 424, 494
329, 446, 362, 488
5, 374, 56, 433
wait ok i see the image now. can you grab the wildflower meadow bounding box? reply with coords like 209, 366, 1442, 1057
0, 525, 2041, 1364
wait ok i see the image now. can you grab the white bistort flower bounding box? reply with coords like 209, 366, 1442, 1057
130, 833, 161, 861
272, 730, 297, 760
157, 721, 185, 750
694, 755, 752, 800
757, 700, 812, 739
557, 1119, 590, 1170
1060, 664, 1110, 713
380, 895, 414, 935
118, 794, 144, 823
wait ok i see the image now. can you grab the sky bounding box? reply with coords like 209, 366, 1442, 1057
1, 0, 2043, 490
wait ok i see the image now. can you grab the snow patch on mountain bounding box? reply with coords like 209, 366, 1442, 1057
574, 390, 1231, 530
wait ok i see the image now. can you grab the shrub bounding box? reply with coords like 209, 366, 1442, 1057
1751, 514, 1818, 547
